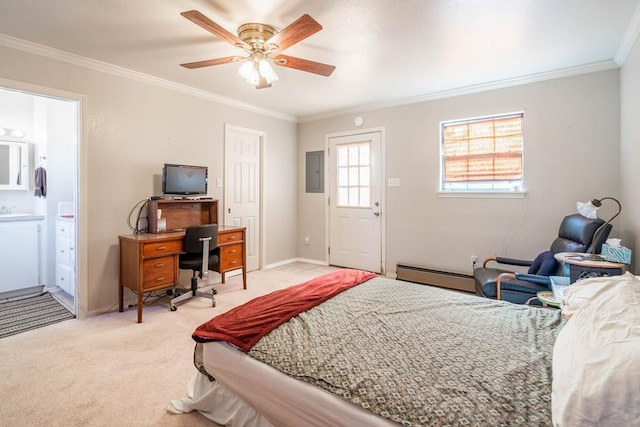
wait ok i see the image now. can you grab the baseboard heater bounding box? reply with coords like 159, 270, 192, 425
396, 262, 476, 294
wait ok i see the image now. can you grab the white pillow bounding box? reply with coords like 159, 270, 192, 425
552, 272, 640, 426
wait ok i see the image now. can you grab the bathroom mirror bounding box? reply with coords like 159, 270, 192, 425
0, 140, 29, 190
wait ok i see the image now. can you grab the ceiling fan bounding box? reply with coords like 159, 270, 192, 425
180, 10, 336, 89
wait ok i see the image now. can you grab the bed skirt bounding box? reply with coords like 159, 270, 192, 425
167, 372, 273, 427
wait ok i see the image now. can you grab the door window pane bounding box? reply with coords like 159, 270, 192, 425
337, 141, 371, 207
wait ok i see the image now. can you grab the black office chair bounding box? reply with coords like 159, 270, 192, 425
170, 224, 220, 311
474, 213, 612, 304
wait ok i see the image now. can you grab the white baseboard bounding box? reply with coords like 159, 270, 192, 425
263, 258, 327, 270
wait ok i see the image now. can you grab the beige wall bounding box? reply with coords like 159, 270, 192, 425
0, 45, 298, 316
620, 36, 640, 271
298, 70, 622, 276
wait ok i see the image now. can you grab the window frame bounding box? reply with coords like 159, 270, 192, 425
438, 112, 526, 198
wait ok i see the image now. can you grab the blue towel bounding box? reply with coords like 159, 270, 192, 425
34, 166, 47, 197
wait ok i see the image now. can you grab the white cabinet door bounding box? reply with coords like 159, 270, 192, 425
0, 220, 41, 293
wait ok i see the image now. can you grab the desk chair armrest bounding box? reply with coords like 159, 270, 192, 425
482, 256, 533, 268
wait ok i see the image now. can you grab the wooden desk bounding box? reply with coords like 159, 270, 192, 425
118, 225, 246, 323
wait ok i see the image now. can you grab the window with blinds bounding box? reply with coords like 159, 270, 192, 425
440, 112, 524, 192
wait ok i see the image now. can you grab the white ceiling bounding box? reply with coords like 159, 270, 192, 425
1, 0, 639, 121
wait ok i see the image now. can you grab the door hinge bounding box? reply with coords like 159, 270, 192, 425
328, 246, 330, 255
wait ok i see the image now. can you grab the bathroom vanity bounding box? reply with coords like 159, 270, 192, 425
0, 214, 44, 298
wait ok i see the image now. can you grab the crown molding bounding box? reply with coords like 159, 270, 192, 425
0, 31, 630, 126
298, 60, 620, 123
615, 3, 640, 65
0, 33, 297, 123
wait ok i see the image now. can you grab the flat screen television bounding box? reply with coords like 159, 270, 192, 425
162, 163, 208, 196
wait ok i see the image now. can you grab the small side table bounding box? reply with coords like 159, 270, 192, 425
536, 291, 561, 308
554, 252, 626, 282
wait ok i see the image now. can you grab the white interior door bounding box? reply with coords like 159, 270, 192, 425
224, 125, 262, 272
329, 131, 382, 273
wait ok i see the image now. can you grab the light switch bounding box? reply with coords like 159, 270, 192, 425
216, 178, 223, 188
388, 178, 400, 187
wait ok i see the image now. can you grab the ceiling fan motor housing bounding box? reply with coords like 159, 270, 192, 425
237, 23, 278, 51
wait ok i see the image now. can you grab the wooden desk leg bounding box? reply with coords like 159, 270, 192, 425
221, 272, 226, 283
137, 291, 143, 323
118, 284, 123, 312
242, 268, 247, 289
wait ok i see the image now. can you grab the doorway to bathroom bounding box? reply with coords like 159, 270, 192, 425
0, 80, 82, 316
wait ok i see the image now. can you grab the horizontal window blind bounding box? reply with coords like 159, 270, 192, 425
441, 113, 523, 190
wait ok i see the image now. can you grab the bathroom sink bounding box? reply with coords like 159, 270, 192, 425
0, 213, 44, 221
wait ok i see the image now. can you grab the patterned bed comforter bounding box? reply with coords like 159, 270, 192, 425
247, 275, 564, 426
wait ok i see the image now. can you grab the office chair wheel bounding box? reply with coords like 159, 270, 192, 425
170, 305, 177, 312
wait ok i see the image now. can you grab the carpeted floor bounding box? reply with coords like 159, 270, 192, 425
0, 262, 336, 426
0, 292, 75, 339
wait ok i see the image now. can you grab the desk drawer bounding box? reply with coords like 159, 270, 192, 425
220, 243, 243, 270
218, 230, 243, 245
142, 240, 181, 257
142, 256, 176, 290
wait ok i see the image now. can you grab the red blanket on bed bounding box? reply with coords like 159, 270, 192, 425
192, 269, 376, 352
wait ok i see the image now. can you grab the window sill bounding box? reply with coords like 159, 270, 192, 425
437, 191, 526, 199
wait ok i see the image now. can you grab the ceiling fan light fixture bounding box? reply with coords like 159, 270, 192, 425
238, 57, 279, 86
238, 60, 257, 82
258, 59, 278, 83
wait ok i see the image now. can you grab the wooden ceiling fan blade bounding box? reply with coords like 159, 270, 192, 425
274, 55, 336, 77
180, 56, 239, 69
181, 10, 249, 49
267, 14, 322, 52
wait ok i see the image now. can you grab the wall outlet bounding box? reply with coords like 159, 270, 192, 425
471, 255, 478, 269
304, 236, 310, 245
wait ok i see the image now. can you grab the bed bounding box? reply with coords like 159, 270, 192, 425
169, 269, 640, 426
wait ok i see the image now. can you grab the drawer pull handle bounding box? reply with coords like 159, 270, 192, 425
154, 263, 164, 268
230, 261, 237, 265
229, 236, 237, 240
156, 246, 166, 251
155, 277, 165, 282
230, 249, 237, 254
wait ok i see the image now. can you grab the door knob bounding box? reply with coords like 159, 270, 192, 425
374, 212, 380, 216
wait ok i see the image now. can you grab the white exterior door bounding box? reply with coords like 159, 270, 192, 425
224, 125, 262, 272
329, 131, 383, 273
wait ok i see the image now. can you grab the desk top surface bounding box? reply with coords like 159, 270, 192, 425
119, 225, 244, 242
